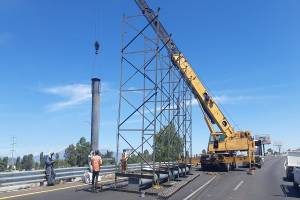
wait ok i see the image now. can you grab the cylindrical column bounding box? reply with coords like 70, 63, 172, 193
91, 78, 100, 151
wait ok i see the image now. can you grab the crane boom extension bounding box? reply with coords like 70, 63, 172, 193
134, 0, 235, 138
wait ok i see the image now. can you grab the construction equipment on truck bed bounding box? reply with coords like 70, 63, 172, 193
135, 0, 258, 171
285, 151, 300, 181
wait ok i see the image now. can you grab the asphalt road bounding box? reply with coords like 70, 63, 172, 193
171, 156, 300, 200
1, 156, 299, 200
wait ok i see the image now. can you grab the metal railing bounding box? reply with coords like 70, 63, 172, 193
0, 162, 178, 187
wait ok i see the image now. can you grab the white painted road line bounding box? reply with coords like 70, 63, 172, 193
183, 176, 216, 200
0, 179, 118, 200
0, 184, 87, 200
233, 180, 244, 191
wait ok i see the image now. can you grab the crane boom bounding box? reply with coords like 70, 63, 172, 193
134, 0, 179, 55
134, 0, 235, 138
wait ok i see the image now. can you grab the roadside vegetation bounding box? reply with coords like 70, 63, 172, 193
0, 137, 114, 172
127, 123, 184, 164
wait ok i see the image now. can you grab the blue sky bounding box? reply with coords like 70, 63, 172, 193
0, 0, 299, 157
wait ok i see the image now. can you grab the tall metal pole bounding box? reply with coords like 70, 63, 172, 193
11, 136, 16, 168
91, 78, 100, 151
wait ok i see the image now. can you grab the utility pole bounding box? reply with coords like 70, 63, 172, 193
274, 142, 282, 155
10, 136, 16, 169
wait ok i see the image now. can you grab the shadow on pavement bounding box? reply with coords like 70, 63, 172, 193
75, 185, 109, 193
199, 167, 248, 172
280, 184, 300, 198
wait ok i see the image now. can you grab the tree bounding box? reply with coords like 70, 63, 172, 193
27, 154, 34, 170
127, 153, 142, 164
267, 148, 273, 155
54, 153, 60, 168
55, 153, 59, 160
76, 137, 91, 167
143, 150, 151, 162
65, 144, 77, 166
0, 158, 5, 172
126, 150, 152, 164
55, 159, 68, 168
21, 155, 28, 170
101, 150, 115, 165
2, 157, 8, 169
39, 152, 45, 169
15, 157, 21, 170
21, 154, 34, 170
34, 162, 39, 170
104, 150, 114, 158
154, 123, 183, 162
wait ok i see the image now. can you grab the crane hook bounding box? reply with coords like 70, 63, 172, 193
94, 41, 100, 54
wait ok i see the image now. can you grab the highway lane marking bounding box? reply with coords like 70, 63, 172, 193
0, 184, 86, 200
0, 179, 116, 200
233, 180, 244, 191
183, 175, 216, 200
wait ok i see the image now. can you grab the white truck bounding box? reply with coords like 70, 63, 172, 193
294, 167, 300, 189
285, 151, 300, 188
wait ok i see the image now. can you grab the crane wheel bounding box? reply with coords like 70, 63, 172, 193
293, 182, 299, 189
222, 163, 230, 172
230, 163, 236, 170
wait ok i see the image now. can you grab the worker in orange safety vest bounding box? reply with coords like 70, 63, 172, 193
91, 150, 102, 192
120, 149, 128, 173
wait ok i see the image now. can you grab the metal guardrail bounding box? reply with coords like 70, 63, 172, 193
0, 162, 177, 187
0, 166, 87, 187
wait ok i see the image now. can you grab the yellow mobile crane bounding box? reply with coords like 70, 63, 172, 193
135, 0, 259, 171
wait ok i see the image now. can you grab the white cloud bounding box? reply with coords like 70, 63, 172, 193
44, 84, 91, 111
101, 82, 118, 94
214, 84, 287, 95
43, 82, 117, 111
191, 94, 277, 106
214, 95, 250, 104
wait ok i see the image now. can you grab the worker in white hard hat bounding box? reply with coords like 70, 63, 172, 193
88, 150, 94, 172
45, 152, 56, 186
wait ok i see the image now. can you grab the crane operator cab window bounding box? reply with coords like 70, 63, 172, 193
209, 134, 225, 149
209, 134, 225, 144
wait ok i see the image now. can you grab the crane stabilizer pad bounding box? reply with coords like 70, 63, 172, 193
158, 172, 200, 199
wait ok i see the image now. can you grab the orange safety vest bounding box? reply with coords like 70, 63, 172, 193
91, 155, 102, 172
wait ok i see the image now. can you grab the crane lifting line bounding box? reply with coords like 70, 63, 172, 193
91, 2, 102, 78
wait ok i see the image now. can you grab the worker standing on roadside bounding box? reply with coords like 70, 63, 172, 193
91, 150, 102, 192
45, 152, 56, 186
121, 149, 128, 173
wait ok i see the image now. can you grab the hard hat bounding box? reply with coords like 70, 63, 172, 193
48, 152, 54, 157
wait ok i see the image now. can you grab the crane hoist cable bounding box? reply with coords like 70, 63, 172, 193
91, 1, 102, 78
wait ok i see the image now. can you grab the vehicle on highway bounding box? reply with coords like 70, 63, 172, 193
255, 155, 264, 168
285, 151, 300, 181
294, 167, 300, 189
